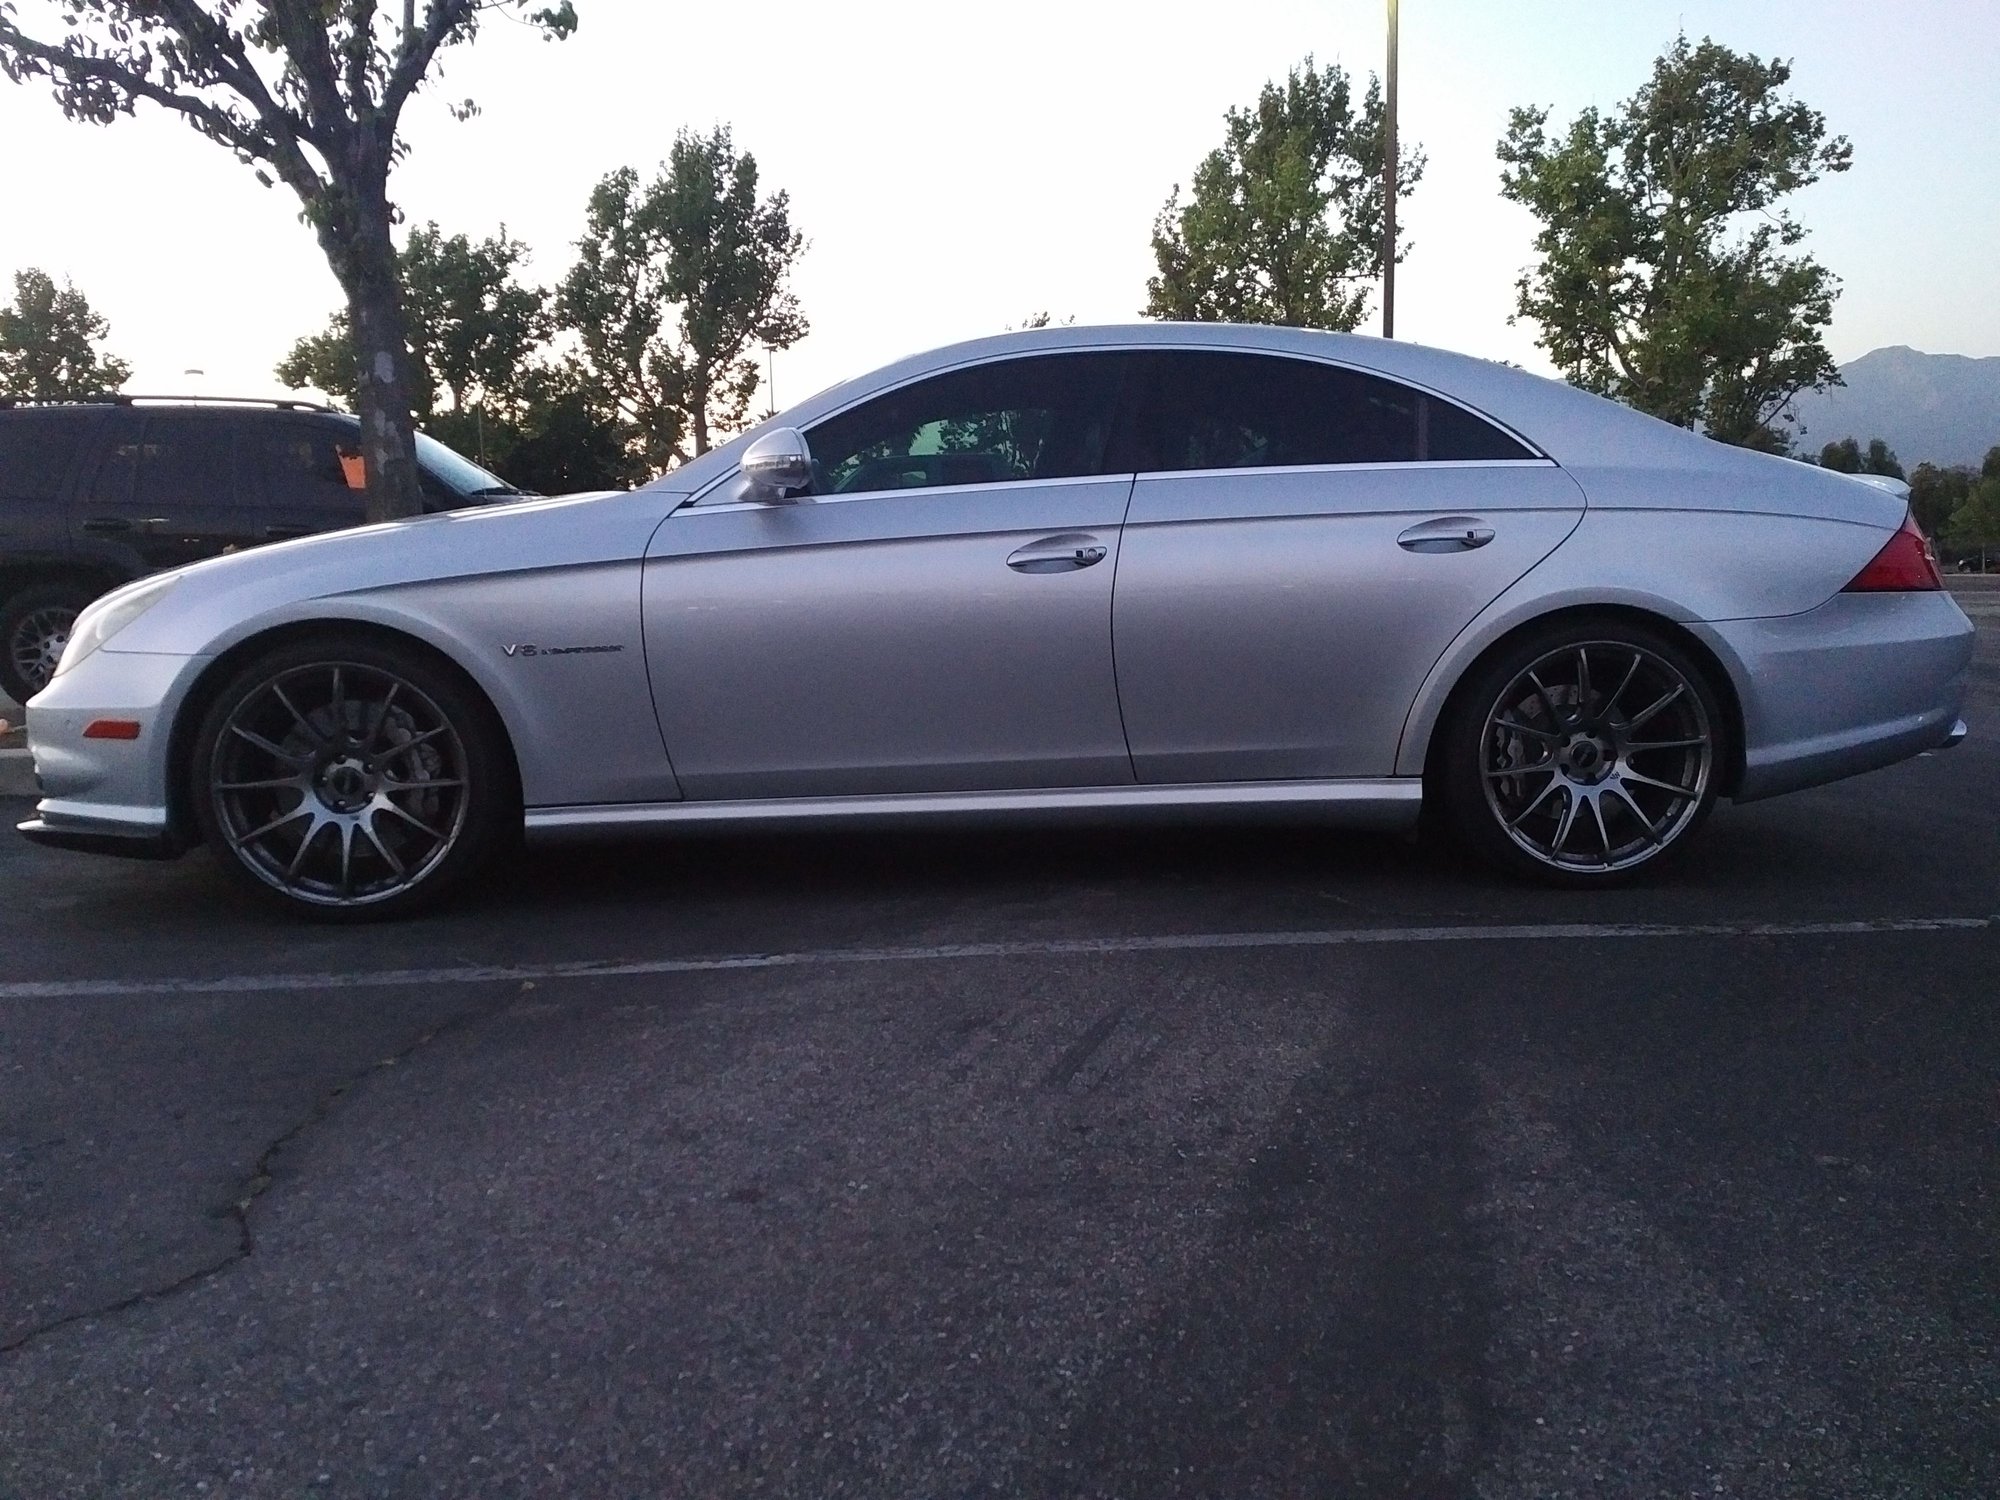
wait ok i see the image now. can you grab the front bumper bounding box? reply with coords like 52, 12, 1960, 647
16, 647, 205, 858
1695, 590, 1975, 802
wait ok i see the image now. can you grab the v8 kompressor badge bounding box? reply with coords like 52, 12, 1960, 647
502, 643, 625, 658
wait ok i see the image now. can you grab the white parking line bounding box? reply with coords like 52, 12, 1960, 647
0, 915, 1990, 1001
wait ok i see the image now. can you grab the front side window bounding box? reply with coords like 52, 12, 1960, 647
1131, 352, 1532, 472
803, 353, 1129, 496
254, 421, 366, 510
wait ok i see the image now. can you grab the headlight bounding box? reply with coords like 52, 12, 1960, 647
54, 574, 181, 678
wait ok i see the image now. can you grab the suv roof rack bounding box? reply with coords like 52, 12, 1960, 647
0, 393, 336, 412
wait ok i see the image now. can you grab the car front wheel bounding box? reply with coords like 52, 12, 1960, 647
1438, 619, 1726, 885
2, 582, 98, 704
190, 635, 514, 918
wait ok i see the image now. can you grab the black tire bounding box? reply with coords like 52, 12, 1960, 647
189, 633, 516, 920
1, 581, 100, 705
1434, 616, 1729, 887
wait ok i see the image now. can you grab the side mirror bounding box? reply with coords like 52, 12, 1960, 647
740, 427, 814, 501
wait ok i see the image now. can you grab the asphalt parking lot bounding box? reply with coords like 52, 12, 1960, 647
2, 584, 1995, 1499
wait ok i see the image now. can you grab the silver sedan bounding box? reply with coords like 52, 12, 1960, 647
16, 324, 1974, 916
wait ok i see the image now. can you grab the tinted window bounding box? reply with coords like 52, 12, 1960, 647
85, 414, 144, 504
1130, 352, 1531, 472
0, 410, 89, 500
136, 415, 237, 505
255, 421, 367, 510
805, 353, 1127, 496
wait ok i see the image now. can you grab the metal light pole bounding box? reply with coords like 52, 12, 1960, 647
1382, 0, 1400, 339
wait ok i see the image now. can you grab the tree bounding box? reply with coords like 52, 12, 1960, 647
558, 126, 807, 472
1497, 34, 1852, 449
1946, 474, 2000, 571
278, 221, 550, 423
1818, 435, 1904, 477
1145, 57, 1419, 330
0, 267, 132, 398
1908, 462, 1973, 539
0, 1, 577, 521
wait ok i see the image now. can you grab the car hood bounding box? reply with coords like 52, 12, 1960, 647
105, 487, 684, 657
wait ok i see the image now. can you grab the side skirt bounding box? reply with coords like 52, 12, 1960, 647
523, 778, 1423, 843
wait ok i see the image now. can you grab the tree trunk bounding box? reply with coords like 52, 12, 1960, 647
321, 185, 425, 523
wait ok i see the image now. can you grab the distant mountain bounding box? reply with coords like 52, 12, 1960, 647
1788, 346, 2000, 469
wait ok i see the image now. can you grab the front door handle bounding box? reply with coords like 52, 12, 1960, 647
1007, 533, 1108, 574
1398, 516, 1495, 553
81, 516, 133, 535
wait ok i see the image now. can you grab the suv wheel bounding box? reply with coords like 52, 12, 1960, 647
1, 582, 99, 704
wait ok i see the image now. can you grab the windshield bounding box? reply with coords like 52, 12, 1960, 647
413, 430, 518, 498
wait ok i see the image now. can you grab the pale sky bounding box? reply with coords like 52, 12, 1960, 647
2, 0, 1994, 410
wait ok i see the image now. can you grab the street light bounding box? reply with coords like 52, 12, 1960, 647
1382, 0, 1400, 339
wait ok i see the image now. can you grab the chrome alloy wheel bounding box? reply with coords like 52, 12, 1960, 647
9, 604, 76, 697
206, 662, 471, 907
1479, 641, 1714, 873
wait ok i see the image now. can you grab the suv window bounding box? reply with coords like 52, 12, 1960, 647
254, 420, 367, 510
805, 353, 1129, 496
1129, 351, 1532, 472
0, 410, 90, 501
135, 414, 239, 506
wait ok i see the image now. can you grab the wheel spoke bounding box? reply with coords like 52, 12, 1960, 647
232, 800, 311, 849
1525, 668, 1568, 730
1586, 790, 1613, 859
377, 799, 446, 842
1494, 716, 1562, 744
1486, 761, 1556, 782
1602, 651, 1642, 717
1618, 767, 1698, 799
285, 818, 326, 879
329, 665, 346, 722
1548, 786, 1581, 853
1507, 775, 1564, 830
1628, 683, 1685, 730
336, 820, 356, 897
1575, 646, 1592, 708
1607, 783, 1664, 846
359, 813, 406, 877
215, 775, 310, 793
1625, 736, 1706, 752
363, 681, 403, 752
229, 724, 312, 765
270, 682, 324, 746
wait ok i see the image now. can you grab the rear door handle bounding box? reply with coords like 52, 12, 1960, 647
1007, 533, 1108, 573
1398, 516, 1495, 553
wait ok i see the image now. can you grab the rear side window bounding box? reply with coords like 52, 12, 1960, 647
135, 415, 238, 505
1129, 352, 1532, 472
254, 421, 367, 510
0, 410, 89, 501
805, 353, 1129, 496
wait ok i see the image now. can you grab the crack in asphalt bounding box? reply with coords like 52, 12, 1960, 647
0, 996, 507, 1357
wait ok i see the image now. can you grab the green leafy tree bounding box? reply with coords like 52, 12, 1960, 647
559, 126, 808, 472
1818, 436, 1904, 477
0, 1, 577, 521
278, 222, 550, 420
1146, 57, 1419, 330
1498, 34, 1852, 449
0, 267, 132, 398
1908, 462, 1973, 539
1946, 473, 2000, 570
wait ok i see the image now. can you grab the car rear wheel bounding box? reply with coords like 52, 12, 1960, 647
190, 635, 514, 919
1, 582, 98, 704
1437, 619, 1726, 885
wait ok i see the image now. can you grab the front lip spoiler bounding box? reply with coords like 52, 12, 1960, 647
17, 817, 184, 861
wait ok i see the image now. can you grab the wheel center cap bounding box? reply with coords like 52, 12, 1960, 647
318, 758, 373, 811
1563, 735, 1613, 783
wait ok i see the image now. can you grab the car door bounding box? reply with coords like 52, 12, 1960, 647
72, 410, 261, 570
1111, 350, 1586, 782
643, 352, 1138, 799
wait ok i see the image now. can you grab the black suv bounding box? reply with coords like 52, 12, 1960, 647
0, 397, 530, 703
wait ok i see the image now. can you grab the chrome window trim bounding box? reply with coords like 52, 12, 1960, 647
681, 470, 1137, 518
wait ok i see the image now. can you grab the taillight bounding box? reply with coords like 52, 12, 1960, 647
1844, 512, 1943, 592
